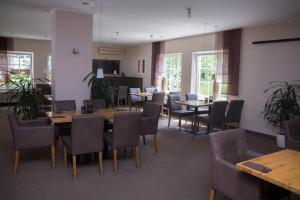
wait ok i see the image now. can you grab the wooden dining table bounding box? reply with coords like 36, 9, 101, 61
45, 108, 127, 125
174, 100, 212, 134
236, 149, 300, 195
129, 92, 153, 101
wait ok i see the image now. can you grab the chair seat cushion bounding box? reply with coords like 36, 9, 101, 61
172, 110, 194, 116
197, 114, 210, 124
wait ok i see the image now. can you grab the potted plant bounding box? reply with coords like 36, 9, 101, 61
1, 70, 49, 120
262, 81, 300, 147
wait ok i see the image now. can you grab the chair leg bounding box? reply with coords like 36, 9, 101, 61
113, 149, 117, 173
135, 146, 140, 168
209, 189, 216, 200
51, 145, 56, 169
72, 155, 77, 180
99, 152, 103, 176
168, 116, 171, 127
154, 134, 158, 152
142, 135, 146, 145
179, 117, 182, 132
13, 150, 20, 175
63, 146, 67, 167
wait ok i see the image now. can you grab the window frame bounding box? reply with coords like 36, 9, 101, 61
163, 53, 182, 93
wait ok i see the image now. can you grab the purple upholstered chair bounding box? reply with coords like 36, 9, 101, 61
63, 114, 104, 180
52, 100, 76, 112
209, 128, 289, 200
284, 118, 300, 151
117, 86, 128, 107
7, 112, 55, 175
104, 112, 142, 173
140, 102, 161, 152
129, 88, 142, 111
225, 100, 245, 129
83, 99, 105, 113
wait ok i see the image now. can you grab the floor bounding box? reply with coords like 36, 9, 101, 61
0, 107, 291, 200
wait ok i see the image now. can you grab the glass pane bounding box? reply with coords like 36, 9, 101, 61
164, 54, 181, 92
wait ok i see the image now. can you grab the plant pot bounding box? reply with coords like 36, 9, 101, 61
276, 133, 285, 148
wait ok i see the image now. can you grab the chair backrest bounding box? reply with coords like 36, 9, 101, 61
83, 99, 105, 112
185, 93, 198, 100
209, 101, 228, 124
129, 88, 141, 101
143, 102, 161, 119
52, 100, 76, 112
284, 118, 300, 151
169, 91, 181, 95
71, 114, 104, 155
209, 128, 248, 164
112, 112, 142, 148
226, 100, 245, 123
145, 87, 156, 93
118, 86, 128, 99
7, 112, 19, 143
167, 94, 182, 113
185, 93, 198, 110
152, 92, 165, 106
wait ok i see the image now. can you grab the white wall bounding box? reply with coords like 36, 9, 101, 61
51, 9, 93, 108
165, 33, 216, 93
229, 20, 300, 136
122, 43, 152, 88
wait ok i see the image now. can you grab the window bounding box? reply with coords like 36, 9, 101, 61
163, 54, 182, 92
0, 51, 34, 90
192, 51, 226, 99
47, 55, 52, 82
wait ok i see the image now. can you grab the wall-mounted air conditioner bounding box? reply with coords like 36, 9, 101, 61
98, 47, 122, 55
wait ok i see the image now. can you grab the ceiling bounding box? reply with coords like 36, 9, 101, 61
1, 0, 300, 45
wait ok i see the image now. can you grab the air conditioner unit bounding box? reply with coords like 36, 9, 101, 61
98, 47, 121, 55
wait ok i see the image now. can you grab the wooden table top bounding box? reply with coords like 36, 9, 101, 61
129, 92, 152, 97
45, 108, 127, 124
236, 149, 300, 195
174, 100, 212, 107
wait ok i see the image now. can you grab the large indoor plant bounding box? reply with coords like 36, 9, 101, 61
262, 81, 300, 147
1, 69, 48, 120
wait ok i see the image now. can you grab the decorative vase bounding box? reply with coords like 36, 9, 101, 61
276, 133, 285, 148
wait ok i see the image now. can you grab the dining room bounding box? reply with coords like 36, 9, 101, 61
1, 0, 300, 200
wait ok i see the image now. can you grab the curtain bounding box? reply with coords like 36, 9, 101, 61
151, 41, 165, 87
215, 29, 241, 95
0, 37, 14, 88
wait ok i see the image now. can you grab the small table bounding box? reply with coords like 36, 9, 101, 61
236, 149, 300, 195
174, 100, 212, 134
130, 92, 152, 101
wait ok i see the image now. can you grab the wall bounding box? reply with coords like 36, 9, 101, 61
122, 43, 152, 88
51, 9, 93, 108
230, 20, 300, 136
164, 33, 216, 94
12, 38, 50, 81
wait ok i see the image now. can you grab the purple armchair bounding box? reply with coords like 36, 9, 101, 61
7, 112, 55, 175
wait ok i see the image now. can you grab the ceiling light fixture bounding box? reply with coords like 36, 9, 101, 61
150, 34, 153, 39
186, 7, 192, 18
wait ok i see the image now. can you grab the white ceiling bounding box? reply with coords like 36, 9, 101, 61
1, 0, 300, 45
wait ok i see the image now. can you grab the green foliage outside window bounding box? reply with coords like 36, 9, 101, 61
164, 54, 181, 92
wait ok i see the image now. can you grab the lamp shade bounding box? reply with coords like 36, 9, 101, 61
96, 68, 104, 78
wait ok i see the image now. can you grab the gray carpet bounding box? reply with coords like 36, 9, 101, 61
0, 107, 282, 200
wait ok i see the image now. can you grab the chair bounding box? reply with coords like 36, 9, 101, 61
52, 100, 76, 148
169, 91, 181, 95
209, 128, 288, 200
52, 100, 76, 112
129, 88, 142, 111
145, 87, 156, 101
140, 102, 161, 152
196, 101, 228, 133
225, 100, 245, 129
117, 86, 128, 107
63, 114, 104, 180
104, 112, 142, 173
7, 112, 55, 175
167, 94, 194, 131
83, 99, 105, 113
284, 118, 300, 151
185, 93, 209, 114
152, 92, 165, 117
